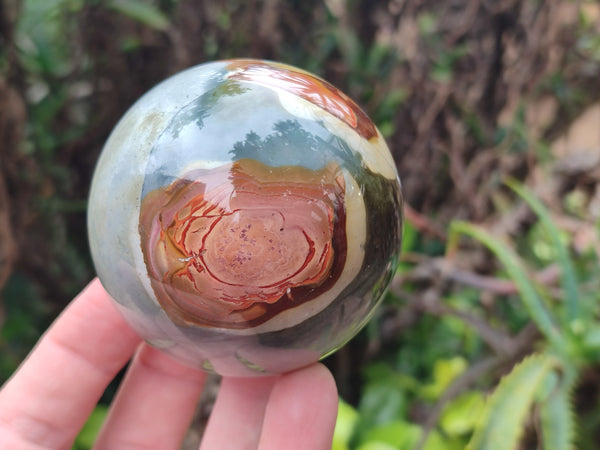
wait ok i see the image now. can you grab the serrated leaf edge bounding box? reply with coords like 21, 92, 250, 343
467, 353, 558, 450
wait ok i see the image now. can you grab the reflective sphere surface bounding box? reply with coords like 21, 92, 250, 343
88, 60, 403, 376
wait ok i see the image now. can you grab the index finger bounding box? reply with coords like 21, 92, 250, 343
0, 278, 142, 449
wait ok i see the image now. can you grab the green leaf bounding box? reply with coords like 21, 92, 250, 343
539, 371, 577, 450
423, 431, 465, 450
106, 0, 170, 30
448, 221, 567, 354
467, 353, 556, 450
358, 421, 461, 450
332, 399, 360, 450
417, 12, 437, 34
582, 325, 600, 352
441, 391, 486, 436
356, 442, 399, 450
357, 383, 408, 428
359, 420, 422, 450
421, 357, 468, 400
73, 404, 109, 449
505, 178, 580, 322
401, 218, 418, 254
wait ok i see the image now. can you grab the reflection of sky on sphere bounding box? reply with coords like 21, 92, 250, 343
141, 82, 355, 198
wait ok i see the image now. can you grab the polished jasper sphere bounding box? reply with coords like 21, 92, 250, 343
88, 59, 403, 376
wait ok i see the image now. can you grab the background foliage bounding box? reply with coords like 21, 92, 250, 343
1, 0, 600, 448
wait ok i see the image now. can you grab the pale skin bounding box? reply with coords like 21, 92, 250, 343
0, 278, 339, 449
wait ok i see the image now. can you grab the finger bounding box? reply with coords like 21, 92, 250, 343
93, 343, 206, 449
258, 364, 338, 450
0, 278, 142, 450
199, 375, 278, 450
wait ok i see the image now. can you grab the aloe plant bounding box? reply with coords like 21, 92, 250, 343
447, 179, 599, 449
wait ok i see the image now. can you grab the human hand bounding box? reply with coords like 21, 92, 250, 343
0, 279, 338, 449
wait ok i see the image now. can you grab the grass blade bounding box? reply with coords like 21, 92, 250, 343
448, 221, 566, 353
107, 0, 170, 31
505, 178, 580, 321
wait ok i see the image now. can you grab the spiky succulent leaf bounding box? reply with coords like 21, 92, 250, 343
539, 368, 577, 450
467, 353, 556, 450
